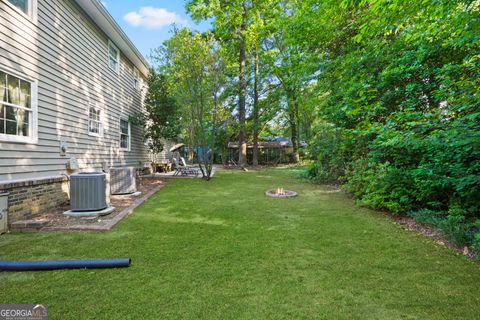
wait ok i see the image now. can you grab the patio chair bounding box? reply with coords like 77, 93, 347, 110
173, 158, 199, 177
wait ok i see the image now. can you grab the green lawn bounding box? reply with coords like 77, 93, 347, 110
1, 169, 479, 319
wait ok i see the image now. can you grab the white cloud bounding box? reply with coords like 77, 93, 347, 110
123, 7, 187, 30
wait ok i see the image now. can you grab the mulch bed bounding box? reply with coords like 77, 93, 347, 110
22, 177, 165, 232
383, 212, 477, 259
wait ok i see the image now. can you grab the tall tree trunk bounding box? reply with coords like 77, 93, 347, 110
207, 87, 219, 179
188, 109, 195, 162
287, 89, 300, 163
238, 0, 248, 167
252, 50, 260, 167
188, 135, 195, 162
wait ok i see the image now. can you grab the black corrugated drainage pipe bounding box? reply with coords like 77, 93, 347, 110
0, 258, 131, 271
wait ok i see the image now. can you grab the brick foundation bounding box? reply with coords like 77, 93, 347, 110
0, 177, 69, 225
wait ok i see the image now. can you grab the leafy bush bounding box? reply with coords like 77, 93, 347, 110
305, 123, 353, 183
409, 209, 477, 248
305, 0, 480, 254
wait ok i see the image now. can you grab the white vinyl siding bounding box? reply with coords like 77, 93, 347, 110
0, 0, 148, 182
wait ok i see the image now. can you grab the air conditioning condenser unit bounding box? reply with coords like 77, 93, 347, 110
110, 167, 136, 195
70, 172, 107, 211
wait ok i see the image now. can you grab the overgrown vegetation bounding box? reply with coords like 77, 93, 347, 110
299, 0, 480, 252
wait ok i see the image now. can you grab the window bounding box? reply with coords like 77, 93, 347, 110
8, 0, 28, 14
108, 41, 120, 73
120, 119, 130, 150
133, 67, 140, 90
0, 68, 37, 143
88, 106, 102, 136
6, 0, 37, 20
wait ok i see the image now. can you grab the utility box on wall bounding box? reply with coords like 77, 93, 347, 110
0, 192, 9, 234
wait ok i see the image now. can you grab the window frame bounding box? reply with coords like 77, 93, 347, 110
88, 105, 103, 137
108, 40, 120, 74
0, 65, 38, 144
119, 118, 131, 151
4, 0, 38, 22
133, 67, 140, 90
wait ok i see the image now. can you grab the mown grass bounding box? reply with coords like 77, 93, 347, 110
1, 169, 480, 319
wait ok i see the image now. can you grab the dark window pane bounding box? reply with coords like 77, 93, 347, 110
5, 106, 15, 120
18, 122, 28, 136
0, 120, 4, 134
0, 71, 5, 87
120, 120, 129, 134
7, 74, 20, 105
0, 104, 4, 119
89, 120, 99, 134
109, 58, 118, 71
15, 108, 26, 123
0, 72, 6, 102
8, 0, 28, 14
19, 80, 31, 108
109, 44, 119, 71
121, 135, 128, 149
6, 120, 16, 135
109, 45, 118, 60
89, 107, 100, 121
0, 87, 6, 102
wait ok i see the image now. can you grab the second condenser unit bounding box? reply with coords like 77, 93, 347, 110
110, 167, 137, 195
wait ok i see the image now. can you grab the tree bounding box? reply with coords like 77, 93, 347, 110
131, 69, 180, 166
247, 1, 275, 166
261, 1, 320, 163
187, 0, 256, 167
152, 28, 228, 179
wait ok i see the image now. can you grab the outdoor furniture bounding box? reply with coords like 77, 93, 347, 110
172, 158, 200, 176
153, 162, 172, 173
223, 159, 238, 169
159, 162, 172, 173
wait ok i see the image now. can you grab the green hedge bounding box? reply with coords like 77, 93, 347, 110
305, 0, 480, 252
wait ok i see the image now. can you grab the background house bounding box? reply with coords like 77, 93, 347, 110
228, 137, 306, 165
0, 0, 149, 224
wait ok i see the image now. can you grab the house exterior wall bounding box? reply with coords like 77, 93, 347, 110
0, 0, 149, 224
3, 177, 69, 222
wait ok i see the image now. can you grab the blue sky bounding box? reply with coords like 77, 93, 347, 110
102, 1, 212, 61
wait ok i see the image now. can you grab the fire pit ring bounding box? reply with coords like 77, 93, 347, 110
265, 188, 298, 198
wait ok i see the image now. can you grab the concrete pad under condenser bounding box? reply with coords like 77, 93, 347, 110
111, 191, 142, 199
63, 207, 115, 217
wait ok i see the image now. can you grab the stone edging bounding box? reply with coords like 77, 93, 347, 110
42, 184, 164, 232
